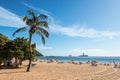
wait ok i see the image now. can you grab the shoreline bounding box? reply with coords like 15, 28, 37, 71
36, 56, 120, 64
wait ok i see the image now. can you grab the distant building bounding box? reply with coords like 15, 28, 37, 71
79, 52, 88, 57
69, 54, 72, 57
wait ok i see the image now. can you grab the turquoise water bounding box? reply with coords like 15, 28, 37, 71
36, 56, 120, 63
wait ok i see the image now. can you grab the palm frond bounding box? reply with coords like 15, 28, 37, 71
35, 31, 45, 44
22, 16, 28, 22
41, 34, 45, 44
38, 14, 48, 20
12, 27, 28, 37
26, 19, 33, 26
37, 21, 49, 28
28, 10, 35, 17
34, 16, 39, 24
36, 27, 49, 38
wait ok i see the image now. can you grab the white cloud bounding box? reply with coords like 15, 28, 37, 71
100, 31, 120, 39
23, 3, 51, 15
1, 5, 120, 39
23, 3, 120, 39
65, 48, 112, 56
49, 23, 120, 39
36, 45, 53, 51
0, 6, 25, 28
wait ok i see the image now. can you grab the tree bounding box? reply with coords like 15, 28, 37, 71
0, 33, 10, 65
12, 10, 49, 72
1, 37, 36, 67
0, 33, 9, 50
13, 37, 36, 63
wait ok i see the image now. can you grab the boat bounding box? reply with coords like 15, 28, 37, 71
69, 54, 72, 57
79, 52, 88, 57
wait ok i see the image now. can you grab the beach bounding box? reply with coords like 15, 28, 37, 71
0, 60, 120, 80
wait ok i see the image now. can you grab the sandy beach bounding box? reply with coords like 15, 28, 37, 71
0, 60, 120, 80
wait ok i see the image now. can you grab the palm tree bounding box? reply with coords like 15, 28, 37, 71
12, 10, 49, 72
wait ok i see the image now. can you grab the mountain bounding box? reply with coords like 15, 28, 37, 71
35, 50, 44, 56
0, 33, 5, 36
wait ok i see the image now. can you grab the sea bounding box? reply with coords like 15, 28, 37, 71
36, 56, 120, 63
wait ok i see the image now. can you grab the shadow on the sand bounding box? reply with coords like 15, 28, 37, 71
0, 66, 23, 69
0, 66, 26, 74
0, 70, 26, 74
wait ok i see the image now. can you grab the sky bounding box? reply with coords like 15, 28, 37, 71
0, 0, 120, 56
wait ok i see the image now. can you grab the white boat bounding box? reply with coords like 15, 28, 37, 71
79, 52, 88, 57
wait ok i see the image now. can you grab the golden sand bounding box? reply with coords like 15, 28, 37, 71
0, 60, 120, 80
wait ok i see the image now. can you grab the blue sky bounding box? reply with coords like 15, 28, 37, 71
0, 0, 120, 56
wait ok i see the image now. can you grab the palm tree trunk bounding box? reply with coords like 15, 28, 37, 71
26, 33, 32, 72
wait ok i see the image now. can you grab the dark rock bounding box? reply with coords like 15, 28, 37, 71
35, 50, 44, 56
